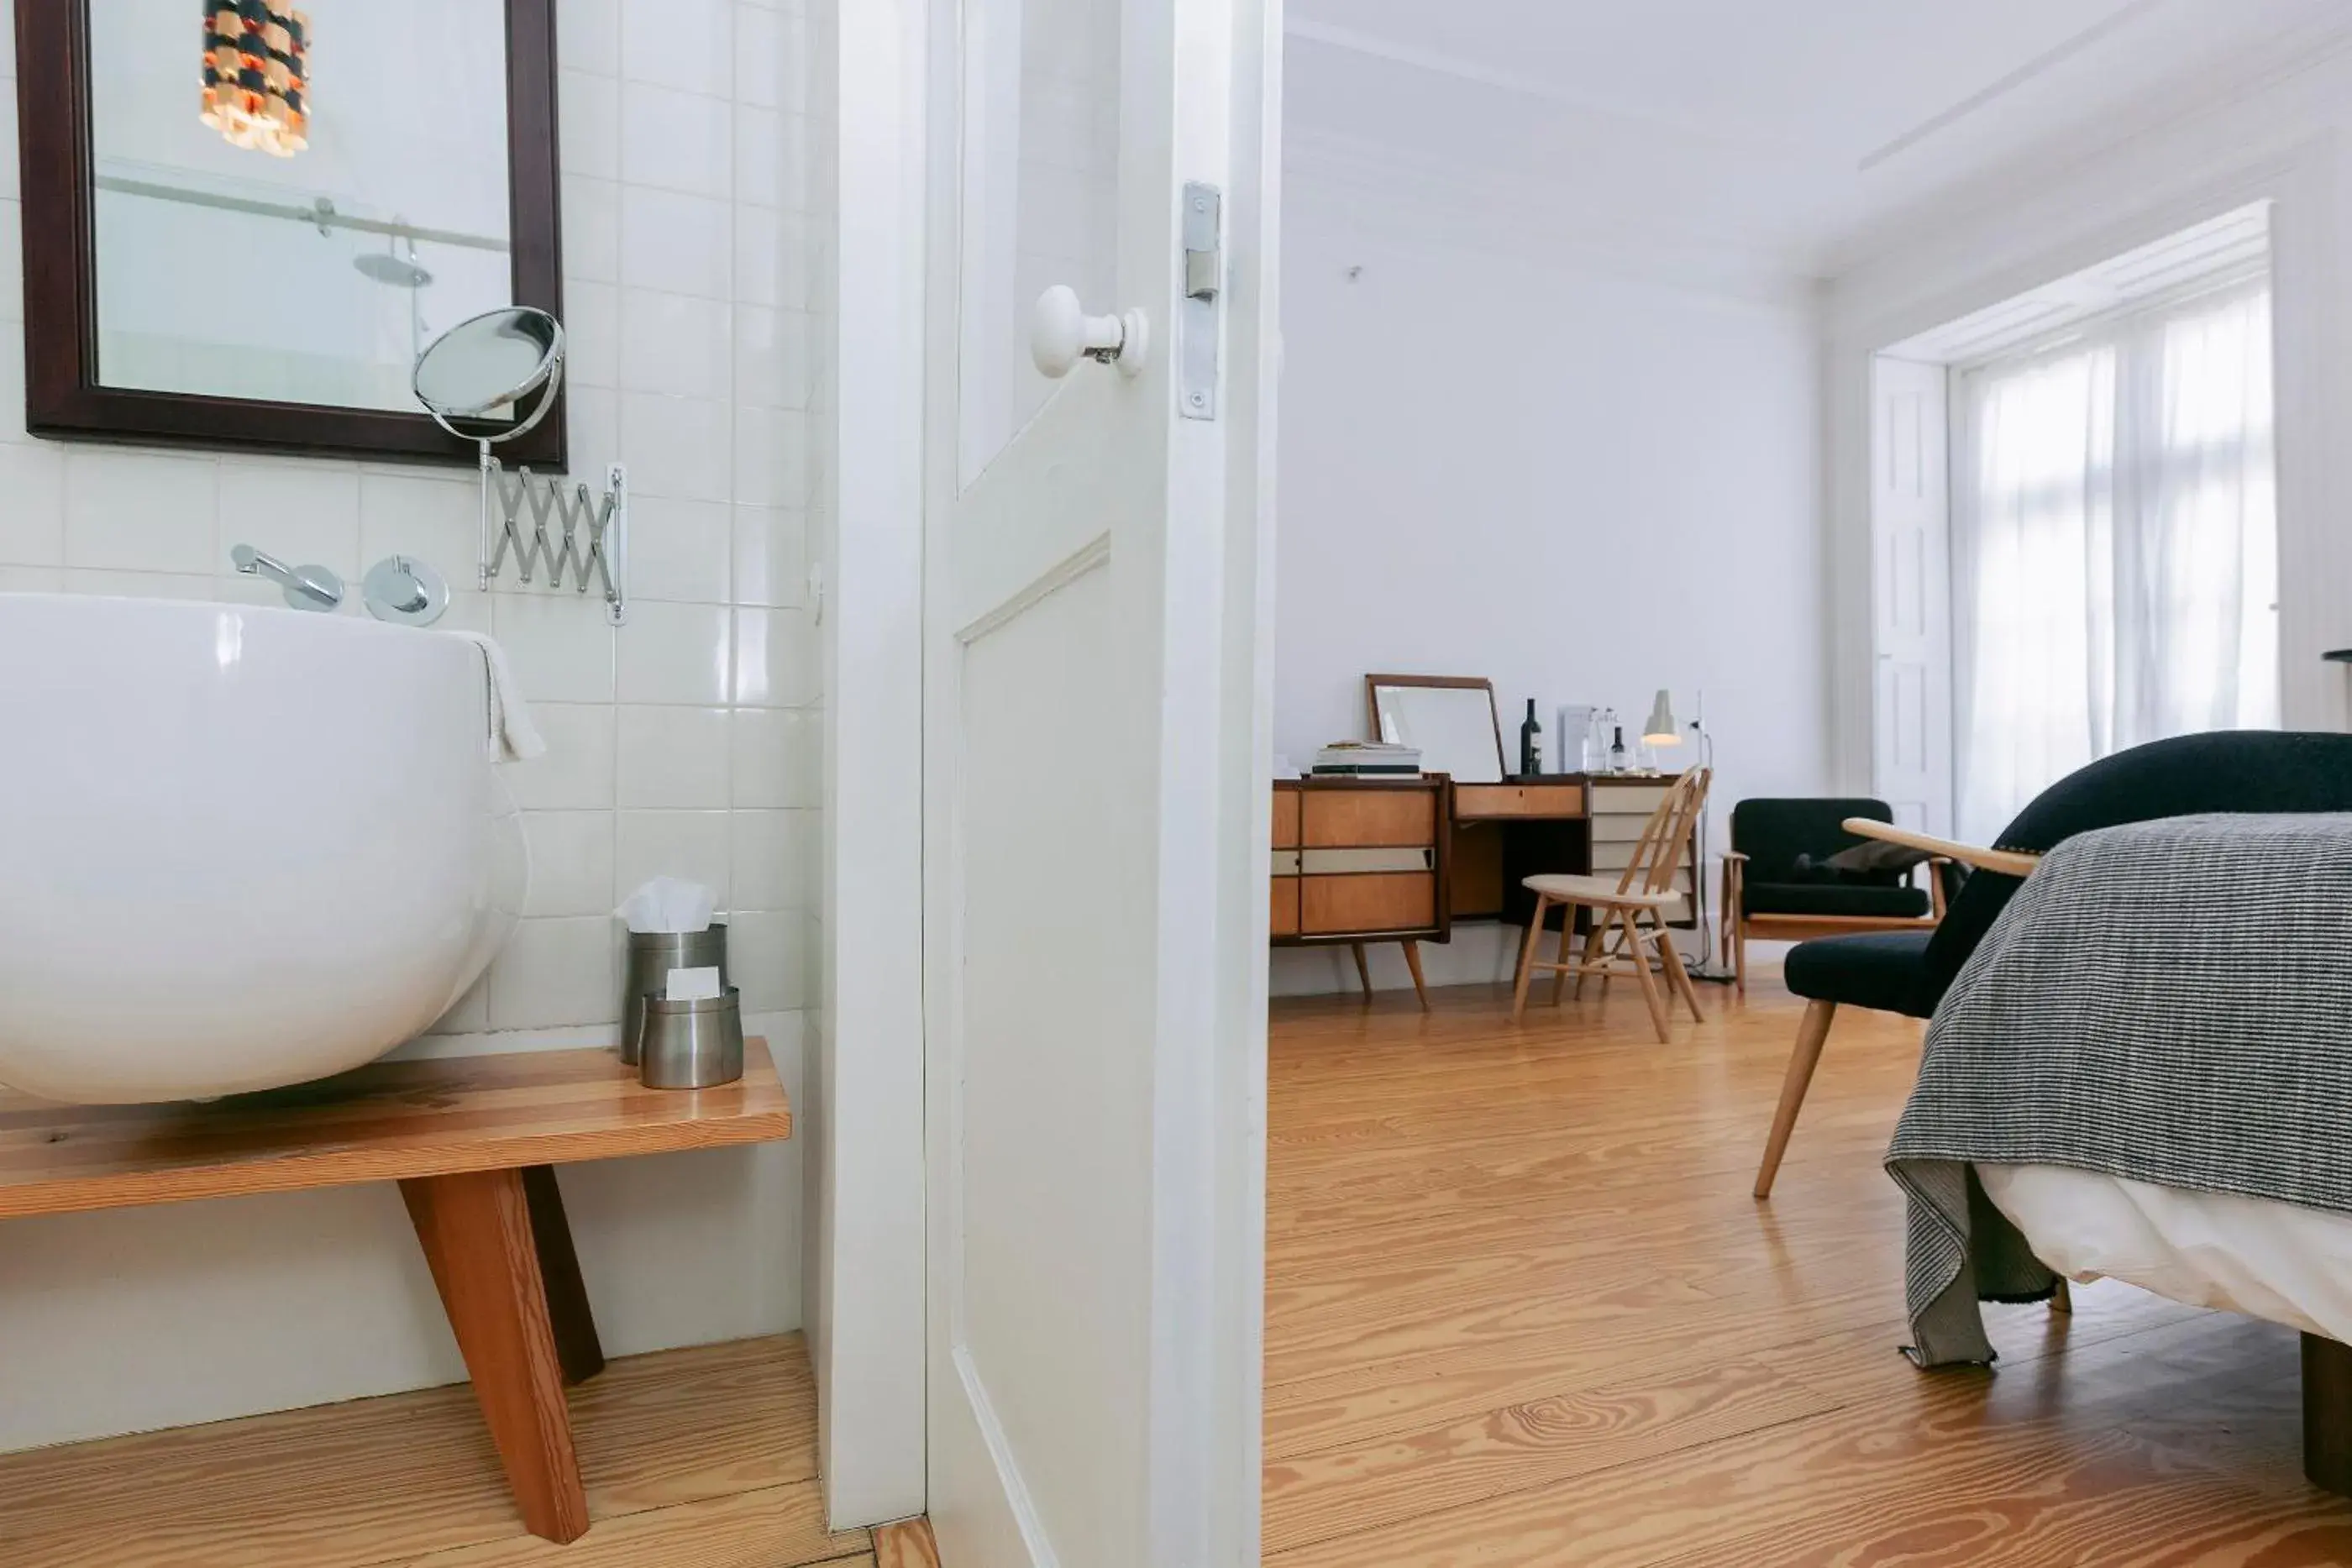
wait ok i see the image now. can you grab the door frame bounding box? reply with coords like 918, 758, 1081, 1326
812, 0, 932, 1529
821, 0, 1280, 1552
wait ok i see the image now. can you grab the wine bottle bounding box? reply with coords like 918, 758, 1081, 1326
1519, 700, 1542, 778
1609, 725, 1627, 773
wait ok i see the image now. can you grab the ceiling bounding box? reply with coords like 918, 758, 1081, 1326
1284, 0, 2352, 276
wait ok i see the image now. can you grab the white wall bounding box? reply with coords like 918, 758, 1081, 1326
1271, 168, 1830, 994
1822, 46, 2352, 787
0, 0, 830, 1452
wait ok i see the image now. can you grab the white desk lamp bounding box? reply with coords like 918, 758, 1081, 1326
1642, 689, 1730, 981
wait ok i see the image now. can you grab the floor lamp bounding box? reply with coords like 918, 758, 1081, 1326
1641, 690, 1733, 984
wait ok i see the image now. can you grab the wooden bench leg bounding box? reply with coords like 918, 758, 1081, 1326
1755, 999, 1836, 1199
2307, 1334, 2352, 1497
402, 1167, 592, 1544
522, 1165, 604, 1386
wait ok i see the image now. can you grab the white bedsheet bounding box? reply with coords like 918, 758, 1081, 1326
1977, 1164, 2352, 1344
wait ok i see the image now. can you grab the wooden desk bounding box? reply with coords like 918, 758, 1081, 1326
1272, 777, 1449, 1002
1452, 777, 1588, 923
0, 1042, 793, 1544
1272, 772, 1699, 983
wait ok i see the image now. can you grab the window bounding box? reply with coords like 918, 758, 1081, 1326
1951, 280, 2277, 842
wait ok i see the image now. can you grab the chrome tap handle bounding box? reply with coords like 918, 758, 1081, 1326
362, 554, 449, 626
230, 544, 344, 612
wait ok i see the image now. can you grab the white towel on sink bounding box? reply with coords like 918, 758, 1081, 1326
442, 630, 547, 763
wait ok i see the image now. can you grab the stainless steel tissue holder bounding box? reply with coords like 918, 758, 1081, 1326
638, 989, 745, 1089
622, 924, 728, 1067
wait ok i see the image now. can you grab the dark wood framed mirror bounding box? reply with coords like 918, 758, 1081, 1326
1365, 674, 1508, 784
13, 0, 565, 466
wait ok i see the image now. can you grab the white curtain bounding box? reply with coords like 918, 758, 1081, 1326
1952, 280, 2278, 843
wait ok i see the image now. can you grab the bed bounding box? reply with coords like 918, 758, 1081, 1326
1874, 801, 2352, 1497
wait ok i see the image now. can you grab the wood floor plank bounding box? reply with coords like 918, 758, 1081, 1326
1264, 1357, 1835, 1553
873, 1517, 943, 1567
1263, 980, 2352, 1565
0, 1335, 826, 1568
394, 1481, 869, 1567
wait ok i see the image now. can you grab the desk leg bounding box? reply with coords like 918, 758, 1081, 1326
522, 1165, 605, 1386
402, 1168, 592, 1544
1399, 940, 1430, 1009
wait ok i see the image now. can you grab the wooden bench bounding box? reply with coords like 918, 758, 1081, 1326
0, 1041, 793, 1544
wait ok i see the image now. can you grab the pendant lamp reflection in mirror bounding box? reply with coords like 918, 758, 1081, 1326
201, 3, 311, 157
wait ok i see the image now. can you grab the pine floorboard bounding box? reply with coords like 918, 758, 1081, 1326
0, 1333, 881, 1568
6, 977, 2345, 1565
1263, 978, 2352, 1566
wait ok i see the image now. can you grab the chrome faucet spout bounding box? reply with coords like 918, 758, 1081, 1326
231, 544, 344, 611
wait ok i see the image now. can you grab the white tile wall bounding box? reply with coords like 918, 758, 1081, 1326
0, 0, 826, 1046
0, 0, 832, 1456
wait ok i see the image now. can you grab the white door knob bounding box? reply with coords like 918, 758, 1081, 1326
1030, 286, 1148, 379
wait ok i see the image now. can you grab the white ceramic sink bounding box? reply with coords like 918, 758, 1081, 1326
0, 595, 527, 1104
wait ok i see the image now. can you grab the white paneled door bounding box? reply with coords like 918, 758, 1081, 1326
920, 0, 1277, 1561
1870, 355, 1953, 836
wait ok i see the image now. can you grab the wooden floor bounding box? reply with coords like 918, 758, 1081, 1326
13, 979, 2352, 1565
1263, 978, 2352, 1567
0, 1333, 938, 1568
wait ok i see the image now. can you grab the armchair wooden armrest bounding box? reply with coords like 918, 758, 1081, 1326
1840, 818, 2041, 879
1925, 853, 1951, 920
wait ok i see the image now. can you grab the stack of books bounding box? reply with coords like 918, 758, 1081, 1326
1311, 742, 1422, 778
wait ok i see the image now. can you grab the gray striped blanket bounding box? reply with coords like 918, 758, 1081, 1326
1886, 812, 2352, 1366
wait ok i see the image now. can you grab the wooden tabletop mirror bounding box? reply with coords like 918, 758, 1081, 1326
1366, 674, 1506, 784
15, 0, 564, 464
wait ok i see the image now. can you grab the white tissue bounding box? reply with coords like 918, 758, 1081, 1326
617, 877, 717, 934
665, 966, 724, 1001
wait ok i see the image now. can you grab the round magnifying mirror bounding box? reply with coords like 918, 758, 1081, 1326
412, 305, 565, 445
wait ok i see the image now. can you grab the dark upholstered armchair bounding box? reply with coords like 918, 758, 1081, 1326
1751, 730, 2352, 1198
1722, 798, 1948, 995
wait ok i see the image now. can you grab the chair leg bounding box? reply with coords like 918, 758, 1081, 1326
1550, 905, 1578, 1009
1399, 940, 1429, 1010
1733, 915, 1748, 999
1655, 921, 1704, 1023
1350, 942, 1373, 1001
1755, 999, 1837, 1198
1510, 895, 1549, 1022
1571, 913, 1608, 1000
1620, 909, 1671, 1043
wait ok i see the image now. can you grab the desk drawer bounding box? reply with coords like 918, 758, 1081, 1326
1302, 789, 1437, 848
1589, 783, 1673, 816
1300, 873, 1436, 936
1270, 875, 1299, 937
1454, 783, 1584, 820
1272, 789, 1301, 849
